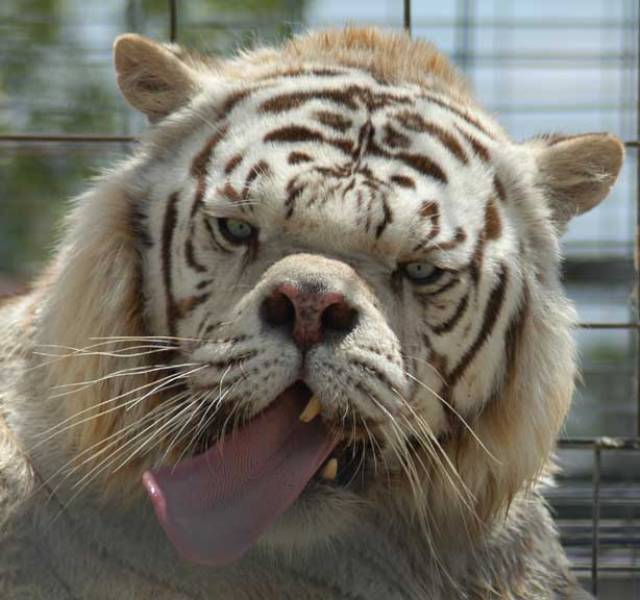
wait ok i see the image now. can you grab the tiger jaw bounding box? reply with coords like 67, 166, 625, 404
189, 379, 383, 491
142, 378, 386, 566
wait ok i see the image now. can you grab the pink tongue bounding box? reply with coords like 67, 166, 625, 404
142, 388, 336, 567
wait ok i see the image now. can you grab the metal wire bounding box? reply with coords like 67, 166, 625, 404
403, 0, 411, 34
592, 446, 602, 596
169, 0, 178, 43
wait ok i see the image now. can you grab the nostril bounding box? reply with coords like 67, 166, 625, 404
322, 301, 358, 334
261, 291, 295, 327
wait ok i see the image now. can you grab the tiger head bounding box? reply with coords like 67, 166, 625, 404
34, 28, 623, 566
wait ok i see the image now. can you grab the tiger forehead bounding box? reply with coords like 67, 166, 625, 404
200, 69, 496, 177
192, 72, 498, 255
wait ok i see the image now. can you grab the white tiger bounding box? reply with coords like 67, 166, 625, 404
0, 27, 622, 599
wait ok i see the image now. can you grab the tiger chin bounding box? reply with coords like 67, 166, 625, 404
0, 26, 622, 599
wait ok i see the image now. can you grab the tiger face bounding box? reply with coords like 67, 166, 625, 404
146, 72, 506, 437
37, 28, 623, 568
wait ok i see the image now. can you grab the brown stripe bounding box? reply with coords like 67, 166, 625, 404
364, 89, 413, 110
354, 120, 374, 163
420, 200, 438, 218
189, 188, 205, 220
207, 350, 258, 370
264, 125, 353, 155
162, 192, 180, 336
255, 68, 344, 80
191, 127, 228, 179
383, 124, 411, 149
469, 231, 486, 288
130, 204, 153, 249
315, 165, 349, 178
314, 111, 352, 132
285, 180, 305, 219
221, 89, 253, 115
288, 151, 313, 164
220, 183, 241, 203
198, 319, 222, 338
375, 196, 394, 239
260, 89, 358, 113
351, 359, 399, 394
454, 124, 490, 162
484, 197, 502, 240
185, 228, 207, 274
448, 263, 508, 386
413, 201, 440, 248
493, 175, 507, 203
397, 112, 468, 164
196, 279, 213, 290
503, 284, 529, 388
433, 227, 466, 251
204, 219, 233, 254
419, 93, 496, 140
243, 160, 272, 198
259, 85, 412, 115
431, 293, 469, 335
395, 151, 447, 183
390, 174, 415, 189
177, 293, 210, 318
224, 154, 243, 175
363, 191, 374, 233
428, 277, 460, 297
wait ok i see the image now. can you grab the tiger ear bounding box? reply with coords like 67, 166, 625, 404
533, 133, 624, 226
113, 33, 199, 121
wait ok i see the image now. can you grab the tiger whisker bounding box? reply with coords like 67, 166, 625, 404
36, 397, 184, 498
40, 393, 192, 525
390, 393, 477, 516
24, 338, 179, 374
34, 365, 206, 446
52, 361, 198, 393
159, 390, 210, 465
404, 371, 498, 464
399, 352, 447, 385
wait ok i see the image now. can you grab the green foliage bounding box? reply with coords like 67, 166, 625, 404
0, 0, 305, 281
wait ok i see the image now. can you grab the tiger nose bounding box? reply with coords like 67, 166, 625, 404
261, 282, 358, 350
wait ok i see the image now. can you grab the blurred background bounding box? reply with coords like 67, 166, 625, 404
1, 0, 639, 596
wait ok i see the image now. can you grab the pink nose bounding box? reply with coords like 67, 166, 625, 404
261, 282, 358, 349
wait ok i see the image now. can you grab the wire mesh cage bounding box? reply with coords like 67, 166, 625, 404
1, 1, 639, 597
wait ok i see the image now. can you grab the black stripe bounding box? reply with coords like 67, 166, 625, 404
204, 219, 233, 254
419, 93, 496, 140
162, 192, 180, 337
431, 293, 469, 335
264, 125, 353, 155
375, 196, 394, 239
185, 224, 208, 273
370, 140, 447, 184
448, 263, 508, 386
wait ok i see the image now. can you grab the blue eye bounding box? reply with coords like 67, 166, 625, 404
403, 262, 443, 284
218, 218, 256, 244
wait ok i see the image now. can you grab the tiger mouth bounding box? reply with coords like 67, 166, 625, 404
192, 380, 377, 490
143, 378, 379, 567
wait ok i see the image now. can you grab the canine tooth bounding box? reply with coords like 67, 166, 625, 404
321, 458, 338, 480
299, 396, 322, 423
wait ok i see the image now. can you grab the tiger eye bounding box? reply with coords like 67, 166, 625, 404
402, 261, 444, 285
217, 218, 257, 244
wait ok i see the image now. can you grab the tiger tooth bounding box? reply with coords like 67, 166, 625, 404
299, 396, 322, 423
321, 458, 338, 480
